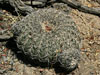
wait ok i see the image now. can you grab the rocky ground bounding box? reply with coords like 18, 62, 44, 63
0, 0, 100, 75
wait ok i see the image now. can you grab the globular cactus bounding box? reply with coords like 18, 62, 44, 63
11, 8, 81, 71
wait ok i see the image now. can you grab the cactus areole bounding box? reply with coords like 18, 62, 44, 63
11, 8, 81, 71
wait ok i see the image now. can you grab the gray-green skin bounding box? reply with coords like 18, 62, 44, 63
11, 8, 81, 71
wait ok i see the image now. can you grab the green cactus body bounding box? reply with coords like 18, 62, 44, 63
11, 8, 81, 71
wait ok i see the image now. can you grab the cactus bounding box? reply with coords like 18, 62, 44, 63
11, 8, 81, 71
